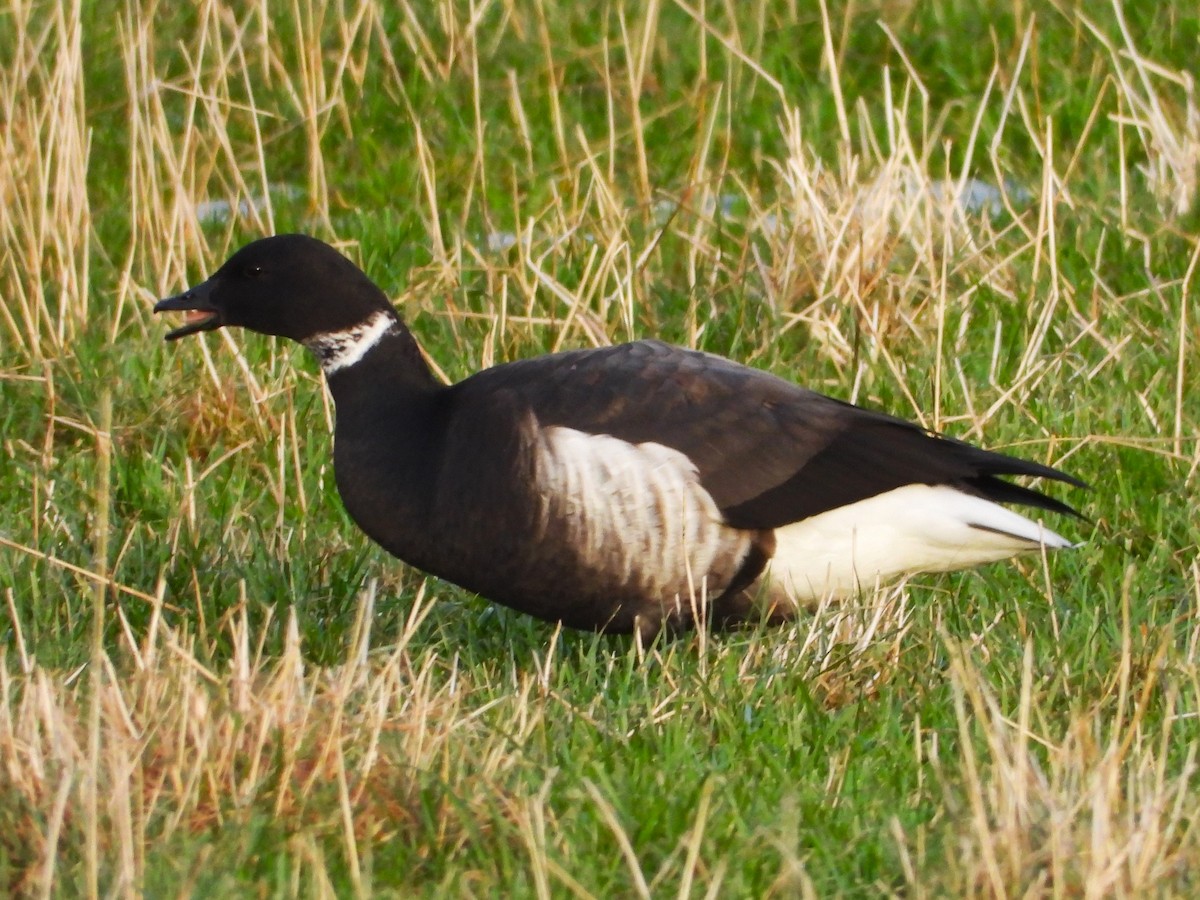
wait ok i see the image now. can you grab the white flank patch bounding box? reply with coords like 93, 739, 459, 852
536, 426, 750, 600
305, 311, 395, 375
766, 483, 1074, 602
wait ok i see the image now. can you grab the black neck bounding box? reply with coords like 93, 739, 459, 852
322, 321, 448, 556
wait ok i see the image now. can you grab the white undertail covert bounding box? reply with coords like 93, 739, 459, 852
765, 483, 1073, 602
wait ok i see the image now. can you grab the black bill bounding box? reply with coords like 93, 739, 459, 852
154, 281, 221, 341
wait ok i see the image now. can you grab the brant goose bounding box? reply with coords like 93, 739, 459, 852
155, 234, 1084, 638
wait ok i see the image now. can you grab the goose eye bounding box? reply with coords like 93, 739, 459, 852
244, 264, 263, 278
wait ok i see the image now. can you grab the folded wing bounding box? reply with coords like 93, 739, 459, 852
451, 340, 1083, 530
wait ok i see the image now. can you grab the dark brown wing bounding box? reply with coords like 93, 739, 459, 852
448, 340, 1084, 529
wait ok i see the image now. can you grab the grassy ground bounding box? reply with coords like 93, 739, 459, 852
1, 0, 1198, 895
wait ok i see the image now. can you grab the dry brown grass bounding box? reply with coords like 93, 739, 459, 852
1, 582, 526, 896
0, 577, 931, 897
896, 577, 1200, 897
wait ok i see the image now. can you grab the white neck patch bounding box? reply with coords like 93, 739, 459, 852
304, 311, 395, 376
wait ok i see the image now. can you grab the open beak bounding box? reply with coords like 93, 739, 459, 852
154, 279, 222, 341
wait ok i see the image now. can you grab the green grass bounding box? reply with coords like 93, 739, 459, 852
2, 0, 1199, 895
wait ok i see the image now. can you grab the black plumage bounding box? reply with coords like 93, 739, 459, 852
155, 234, 1085, 637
